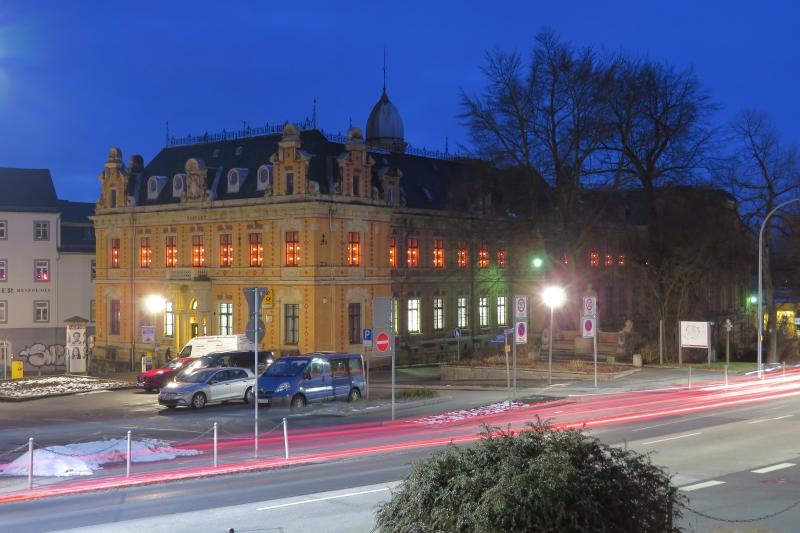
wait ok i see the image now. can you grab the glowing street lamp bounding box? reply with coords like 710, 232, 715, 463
145, 294, 166, 314
542, 286, 566, 386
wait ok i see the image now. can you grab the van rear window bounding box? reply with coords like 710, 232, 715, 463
348, 357, 363, 375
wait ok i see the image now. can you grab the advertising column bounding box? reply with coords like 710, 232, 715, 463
66, 318, 89, 373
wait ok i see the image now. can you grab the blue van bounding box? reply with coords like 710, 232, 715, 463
251, 353, 365, 408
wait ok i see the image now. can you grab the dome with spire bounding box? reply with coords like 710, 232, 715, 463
366, 89, 405, 152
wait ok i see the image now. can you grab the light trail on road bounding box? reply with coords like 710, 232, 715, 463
2, 370, 799, 504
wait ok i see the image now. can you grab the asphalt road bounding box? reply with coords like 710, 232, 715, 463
2, 369, 799, 532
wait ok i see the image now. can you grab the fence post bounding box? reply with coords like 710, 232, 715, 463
126, 430, 132, 478
283, 417, 289, 459
213, 422, 218, 468
27, 437, 33, 490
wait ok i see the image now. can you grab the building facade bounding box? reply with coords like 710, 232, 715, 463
0, 168, 96, 374
92, 93, 519, 371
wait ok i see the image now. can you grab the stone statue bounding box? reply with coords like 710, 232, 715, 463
617, 319, 634, 356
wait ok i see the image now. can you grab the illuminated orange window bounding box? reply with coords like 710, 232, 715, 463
348, 232, 360, 266
165, 236, 178, 268
285, 231, 300, 266
497, 247, 506, 268
249, 233, 263, 267
433, 239, 445, 269
389, 237, 397, 267
219, 234, 233, 267
406, 238, 419, 267
192, 235, 205, 267
605, 253, 613, 267
139, 237, 152, 268
589, 250, 599, 267
457, 240, 468, 268
478, 241, 489, 268
111, 238, 120, 268
618, 254, 625, 267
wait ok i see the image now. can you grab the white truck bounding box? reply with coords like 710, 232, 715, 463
178, 335, 254, 358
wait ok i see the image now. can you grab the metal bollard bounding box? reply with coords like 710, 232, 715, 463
28, 437, 33, 490
213, 422, 218, 468
725, 365, 728, 387
126, 430, 132, 478
688, 366, 692, 389
283, 417, 289, 459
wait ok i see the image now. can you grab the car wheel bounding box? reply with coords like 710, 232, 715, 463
243, 386, 253, 403
348, 388, 361, 402
291, 394, 307, 409
191, 392, 207, 409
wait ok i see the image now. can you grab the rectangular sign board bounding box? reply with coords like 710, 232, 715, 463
514, 296, 528, 320
515, 321, 527, 345
583, 297, 597, 318
680, 321, 709, 348
582, 317, 595, 339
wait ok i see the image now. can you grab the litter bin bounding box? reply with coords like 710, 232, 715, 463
11, 360, 23, 379
632, 354, 643, 367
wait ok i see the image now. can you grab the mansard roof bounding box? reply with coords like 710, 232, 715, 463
0, 167, 59, 213
129, 129, 490, 213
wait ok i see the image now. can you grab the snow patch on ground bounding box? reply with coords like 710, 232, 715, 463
0, 438, 201, 477
0, 376, 129, 399
413, 400, 527, 425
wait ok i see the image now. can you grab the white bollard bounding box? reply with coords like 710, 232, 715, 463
688, 366, 692, 389
28, 437, 33, 490
213, 422, 218, 468
725, 365, 728, 387
283, 417, 289, 459
126, 430, 132, 478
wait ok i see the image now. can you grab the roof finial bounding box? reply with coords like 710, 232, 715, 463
382, 48, 387, 93
312, 97, 317, 129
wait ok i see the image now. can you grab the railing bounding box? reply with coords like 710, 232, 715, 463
166, 120, 468, 161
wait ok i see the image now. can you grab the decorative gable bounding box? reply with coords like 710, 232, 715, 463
97, 147, 130, 209
336, 127, 374, 199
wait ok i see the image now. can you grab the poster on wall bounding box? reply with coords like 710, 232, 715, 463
67, 323, 87, 373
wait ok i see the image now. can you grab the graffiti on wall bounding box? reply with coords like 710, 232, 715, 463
18, 343, 66, 371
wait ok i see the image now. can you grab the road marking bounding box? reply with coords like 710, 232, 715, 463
772, 415, 793, 420
632, 419, 685, 432
752, 463, 796, 474
747, 419, 769, 424
680, 480, 725, 492
257, 486, 392, 511
642, 432, 701, 445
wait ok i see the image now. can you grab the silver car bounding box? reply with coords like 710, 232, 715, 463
158, 367, 255, 409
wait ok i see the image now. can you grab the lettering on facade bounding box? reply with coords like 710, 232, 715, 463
0, 287, 53, 294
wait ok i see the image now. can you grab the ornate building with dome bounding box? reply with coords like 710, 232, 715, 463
90, 90, 520, 371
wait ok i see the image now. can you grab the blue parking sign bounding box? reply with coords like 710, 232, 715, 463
363, 328, 373, 347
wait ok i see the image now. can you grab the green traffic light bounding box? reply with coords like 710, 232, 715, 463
748, 295, 758, 304
532, 257, 543, 269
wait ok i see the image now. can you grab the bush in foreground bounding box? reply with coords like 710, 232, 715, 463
375, 421, 684, 532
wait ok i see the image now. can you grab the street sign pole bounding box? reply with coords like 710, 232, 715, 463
512, 337, 517, 399
254, 289, 259, 458
593, 323, 598, 388
391, 344, 395, 421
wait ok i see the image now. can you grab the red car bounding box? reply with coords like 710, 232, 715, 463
137, 357, 193, 392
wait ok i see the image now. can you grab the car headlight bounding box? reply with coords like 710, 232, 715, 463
275, 382, 291, 393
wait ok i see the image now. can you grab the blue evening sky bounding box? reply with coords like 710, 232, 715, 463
1, 1, 797, 203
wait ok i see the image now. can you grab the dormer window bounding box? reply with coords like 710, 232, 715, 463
147, 176, 167, 200
173, 174, 185, 198
227, 168, 247, 194
257, 165, 272, 191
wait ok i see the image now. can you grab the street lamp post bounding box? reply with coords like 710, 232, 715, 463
757, 198, 800, 379
145, 294, 166, 366
542, 286, 566, 386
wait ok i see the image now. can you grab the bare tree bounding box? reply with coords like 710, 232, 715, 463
459, 29, 614, 255
725, 110, 800, 363
605, 58, 717, 269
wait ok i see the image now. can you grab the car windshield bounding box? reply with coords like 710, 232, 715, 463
166, 359, 186, 370
264, 358, 309, 377
184, 356, 214, 372
180, 370, 216, 384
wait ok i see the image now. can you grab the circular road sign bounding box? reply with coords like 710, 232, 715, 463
376, 332, 391, 353
517, 322, 526, 337
584, 319, 593, 333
